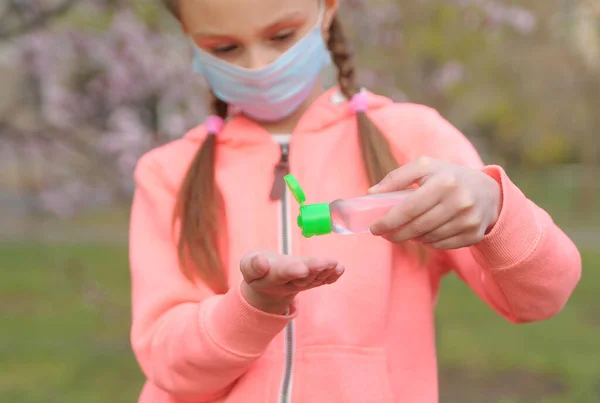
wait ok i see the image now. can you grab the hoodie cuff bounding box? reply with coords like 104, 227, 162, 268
471, 165, 542, 271
205, 282, 296, 357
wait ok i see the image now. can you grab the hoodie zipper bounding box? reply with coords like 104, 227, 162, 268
270, 140, 295, 403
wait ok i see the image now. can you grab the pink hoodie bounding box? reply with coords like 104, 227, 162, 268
129, 88, 581, 403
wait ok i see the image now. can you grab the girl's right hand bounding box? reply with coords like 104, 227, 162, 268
240, 250, 345, 314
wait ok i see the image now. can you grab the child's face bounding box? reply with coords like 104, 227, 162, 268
180, 0, 337, 69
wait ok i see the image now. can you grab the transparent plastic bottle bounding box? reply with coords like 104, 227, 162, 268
329, 191, 412, 235
284, 174, 412, 238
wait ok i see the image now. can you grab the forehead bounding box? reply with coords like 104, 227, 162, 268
181, 0, 316, 34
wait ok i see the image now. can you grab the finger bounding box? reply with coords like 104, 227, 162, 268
383, 203, 458, 243
304, 257, 338, 271
290, 270, 321, 288
429, 229, 484, 250
298, 258, 336, 284
422, 212, 485, 244
370, 176, 448, 236
322, 264, 345, 284
240, 252, 270, 283
312, 265, 338, 284
290, 258, 338, 288
419, 210, 482, 244
368, 157, 437, 194
275, 260, 311, 283
296, 264, 344, 289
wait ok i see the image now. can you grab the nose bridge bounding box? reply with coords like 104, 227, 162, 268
244, 43, 276, 70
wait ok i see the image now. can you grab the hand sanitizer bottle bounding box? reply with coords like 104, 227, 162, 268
284, 174, 413, 238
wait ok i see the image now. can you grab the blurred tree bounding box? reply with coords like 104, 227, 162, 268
344, 0, 596, 171
0, 0, 80, 40
1, 1, 207, 217
561, 0, 600, 213
0, 0, 597, 219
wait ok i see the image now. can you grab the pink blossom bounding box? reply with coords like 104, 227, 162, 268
432, 61, 465, 92
506, 7, 537, 35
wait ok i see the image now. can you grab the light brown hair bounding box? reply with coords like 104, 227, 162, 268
164, 1, 413, 292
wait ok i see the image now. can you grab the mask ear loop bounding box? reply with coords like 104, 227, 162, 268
204, 115, 225, 136
316, 0, 326, 27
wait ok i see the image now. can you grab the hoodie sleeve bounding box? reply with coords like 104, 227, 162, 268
128, 152, 294, 401
385, 105, 581, 323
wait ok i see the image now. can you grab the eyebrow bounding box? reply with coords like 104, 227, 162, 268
192, 10, 306, 37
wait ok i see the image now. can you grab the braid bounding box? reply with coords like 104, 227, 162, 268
327, 18, 359, 98
174, 94, 229, 293
326, 16, 399, 185
327, 17, 428, 262
161, 0, 231, 291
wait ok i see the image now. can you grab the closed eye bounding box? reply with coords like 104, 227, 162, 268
270, 30, 295, 43
211, 44, 239, 55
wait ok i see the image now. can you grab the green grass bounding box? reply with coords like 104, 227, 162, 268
0, 243, 143, 403
1, 242, 598, 402
436, 249, 600, 402
506, 167, 600, 230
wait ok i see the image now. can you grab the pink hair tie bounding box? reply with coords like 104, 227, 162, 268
349, 92, 368, 113
204, 115, 224, 135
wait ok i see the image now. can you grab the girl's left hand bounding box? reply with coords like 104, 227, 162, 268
369, 157, 502, 250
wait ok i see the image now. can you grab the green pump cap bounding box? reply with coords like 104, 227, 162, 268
284, 174, 332, 238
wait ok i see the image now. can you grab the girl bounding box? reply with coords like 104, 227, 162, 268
128, 0, 581, 402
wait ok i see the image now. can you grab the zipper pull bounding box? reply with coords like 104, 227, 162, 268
270, 143, 289, 201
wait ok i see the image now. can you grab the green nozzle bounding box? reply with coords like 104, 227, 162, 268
284, 174, 332, 238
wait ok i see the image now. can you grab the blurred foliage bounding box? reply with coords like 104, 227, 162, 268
0, 0, 598, 215
343, 0, 599, 169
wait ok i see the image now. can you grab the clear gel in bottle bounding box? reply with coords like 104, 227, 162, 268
284, 174, 412, 238
329, 191, 411, 234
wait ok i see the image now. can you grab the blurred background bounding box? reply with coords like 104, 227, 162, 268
0, 0, 598, 402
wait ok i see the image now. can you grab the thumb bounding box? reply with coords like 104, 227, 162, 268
368, 157, 434, 194
240, 252, 270, 283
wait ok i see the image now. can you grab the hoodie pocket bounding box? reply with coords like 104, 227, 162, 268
295, 346, 394, 403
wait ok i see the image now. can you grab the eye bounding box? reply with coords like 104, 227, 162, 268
211, 44, 239, 55
270, 30, 295, 43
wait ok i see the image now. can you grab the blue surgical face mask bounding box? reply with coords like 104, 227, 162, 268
192, 3, 331, 122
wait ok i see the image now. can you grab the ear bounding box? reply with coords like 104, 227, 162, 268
321, 0, 339, 40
